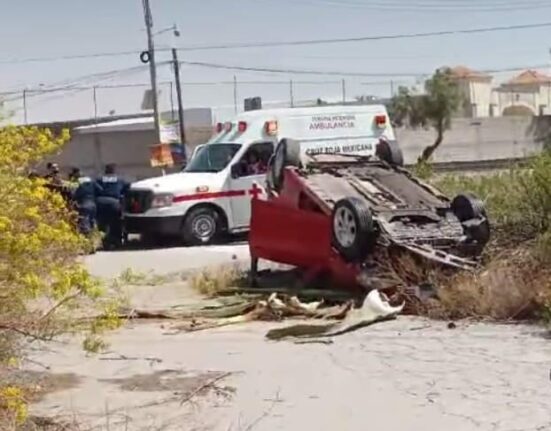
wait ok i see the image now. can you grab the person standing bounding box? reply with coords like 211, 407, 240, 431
70, 168, 102, 236
95, 164, 129, 249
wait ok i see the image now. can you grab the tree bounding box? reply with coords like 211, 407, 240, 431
388, 68, 462, 162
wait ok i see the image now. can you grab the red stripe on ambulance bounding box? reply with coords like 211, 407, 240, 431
172, 184, 263, 203
173, 190, 246, 203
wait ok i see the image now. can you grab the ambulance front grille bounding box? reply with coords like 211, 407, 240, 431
125, 190, 153, 214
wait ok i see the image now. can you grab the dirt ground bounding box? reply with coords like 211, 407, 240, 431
23, 246, 551, 431
27, 317, 551, 431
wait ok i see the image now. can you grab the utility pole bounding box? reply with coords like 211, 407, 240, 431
341, 79, 346, 103
289, 79, 294, 108
390, 80, 395, 98
142, 0, 161, 140
23, 89, 28, 124
92, 86, 98, 121
233, 76, 238, 114
169, 81, 175, 121
171, 46, 186, 148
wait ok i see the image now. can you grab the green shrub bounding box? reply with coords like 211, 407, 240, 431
436, 151, 551, 236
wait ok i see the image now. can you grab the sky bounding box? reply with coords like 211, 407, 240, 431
1, 0, 551, 123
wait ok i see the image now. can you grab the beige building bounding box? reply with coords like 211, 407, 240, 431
446, 66, 551, 118
496, 70, 551, 116
450, 66, 495, 118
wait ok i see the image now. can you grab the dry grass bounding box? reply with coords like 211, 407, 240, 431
428, 245, 551, 321
368, 243, 551, 322
189, 265, 245, 297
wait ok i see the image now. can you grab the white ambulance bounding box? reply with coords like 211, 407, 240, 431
124, 105, 398, 245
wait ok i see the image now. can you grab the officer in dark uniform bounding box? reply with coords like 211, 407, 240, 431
70, 168, 103, 235
95, 164, 129, 248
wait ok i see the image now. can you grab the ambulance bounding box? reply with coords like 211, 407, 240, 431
123, 105, 398, 245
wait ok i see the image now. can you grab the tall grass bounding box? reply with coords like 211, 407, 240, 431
428, 151, 551, 321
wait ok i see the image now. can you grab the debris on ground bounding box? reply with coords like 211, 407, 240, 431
169, 293, 354, 333
266, 289, 404, 341
116, 288, 404, 339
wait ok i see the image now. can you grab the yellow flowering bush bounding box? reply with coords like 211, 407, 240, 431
0, 386, 27, 426
0, 125, 117, 428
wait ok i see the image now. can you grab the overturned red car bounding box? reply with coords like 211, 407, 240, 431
249, 138, 490, 289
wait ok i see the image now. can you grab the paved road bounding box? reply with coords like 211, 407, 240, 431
84, 242, 250, 279
30, 244, 551, 431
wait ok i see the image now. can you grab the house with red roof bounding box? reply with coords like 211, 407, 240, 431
495, 70, 551, 116
449, 66, 495, 118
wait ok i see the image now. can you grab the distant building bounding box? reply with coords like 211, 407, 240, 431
444, 66, 551, 118
496, 70, 551, 116
449, 66, 494, 118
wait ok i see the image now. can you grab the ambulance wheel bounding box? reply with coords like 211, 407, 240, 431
182, 207, 220, 246
331, 197, 376, 262
376, 138, 404, 167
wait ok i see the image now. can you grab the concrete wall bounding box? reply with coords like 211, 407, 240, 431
396, 116, 546, 165
52, 115, 548, 179
53, 126, 213, 181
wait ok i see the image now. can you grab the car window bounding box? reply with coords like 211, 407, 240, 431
234, 142, 273, 177
184, 143, 241, 173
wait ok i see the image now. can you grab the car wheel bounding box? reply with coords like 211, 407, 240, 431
271, 138, 302, 192
266, 154, 277, 194
182, 207, 220, 246
331, 197, 376, 262
451, 194, 491, 252
451, 194, 485, 221
376, 138, 404, 167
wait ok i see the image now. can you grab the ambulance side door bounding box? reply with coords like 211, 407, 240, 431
228, 141, 274, 228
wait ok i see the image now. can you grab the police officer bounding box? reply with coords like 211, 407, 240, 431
70, 168, 102, 236
95, 164, 129, 249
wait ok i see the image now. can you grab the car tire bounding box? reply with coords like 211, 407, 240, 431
451, 194, 491, 251
331, 197, 376, 262
283, 138, 302, 167
376, 138, 404, 167
182, 207, 220, 246
266, 154, 277, 194
451, 194, 485, 221
271, 138, 303, 193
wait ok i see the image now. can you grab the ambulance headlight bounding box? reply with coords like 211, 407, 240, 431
151, 193, 174, 208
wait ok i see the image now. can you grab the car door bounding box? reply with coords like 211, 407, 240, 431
228, 142, 274, 229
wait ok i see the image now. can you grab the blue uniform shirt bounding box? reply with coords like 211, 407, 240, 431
74, 177, 102, 204
96, 175, 130, 200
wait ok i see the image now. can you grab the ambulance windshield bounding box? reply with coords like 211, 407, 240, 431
184, 143, 241, 173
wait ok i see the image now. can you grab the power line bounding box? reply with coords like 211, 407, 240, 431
178, 59, 424, 77
175, 22, 551, 51
178, 59, 551, 78
0, 49, 142, 65
267, 0, 551, 12
1, 21, 550, 65
1, 64, 159, 103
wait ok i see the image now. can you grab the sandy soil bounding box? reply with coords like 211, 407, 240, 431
23, 246, 551, 431
27, 315, 551, 431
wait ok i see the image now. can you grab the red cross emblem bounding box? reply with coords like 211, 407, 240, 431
249, 183, 263, 199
